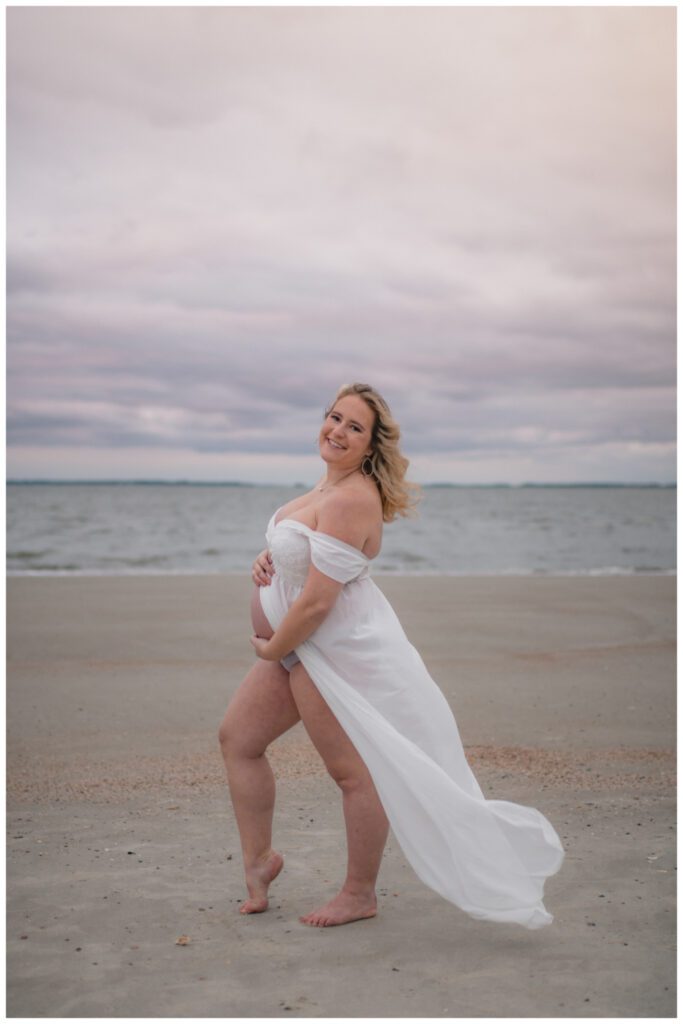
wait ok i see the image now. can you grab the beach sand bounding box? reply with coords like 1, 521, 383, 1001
7, 574, 676, 1018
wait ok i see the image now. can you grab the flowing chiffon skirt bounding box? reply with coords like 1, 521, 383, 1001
259, 509, 565, 929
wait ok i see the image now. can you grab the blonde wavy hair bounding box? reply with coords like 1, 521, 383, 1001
325, 382, 421, 522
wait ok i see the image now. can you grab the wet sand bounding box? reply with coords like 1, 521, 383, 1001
7, 574, 676, 1017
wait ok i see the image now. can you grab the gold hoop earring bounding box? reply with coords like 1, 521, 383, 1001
361, 455, 374, 477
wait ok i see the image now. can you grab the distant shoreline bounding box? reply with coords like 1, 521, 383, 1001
6, 480, 677, 488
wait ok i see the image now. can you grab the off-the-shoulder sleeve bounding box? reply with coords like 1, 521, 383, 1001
308, 531, 369, 584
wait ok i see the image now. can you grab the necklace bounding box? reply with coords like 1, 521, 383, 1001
317, 467, 360, 492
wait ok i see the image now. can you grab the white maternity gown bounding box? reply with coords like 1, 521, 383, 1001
259, 507, 565, 930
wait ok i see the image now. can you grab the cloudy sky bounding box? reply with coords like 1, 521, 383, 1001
7, 6, 676, 484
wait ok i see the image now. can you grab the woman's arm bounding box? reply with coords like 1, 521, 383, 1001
251, 565, 343, 660
251, 490, 374, 661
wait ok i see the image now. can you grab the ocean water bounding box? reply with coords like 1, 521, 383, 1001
6, 483, 675, 577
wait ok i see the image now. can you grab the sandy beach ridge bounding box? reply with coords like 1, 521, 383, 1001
7, 573, 676, 1018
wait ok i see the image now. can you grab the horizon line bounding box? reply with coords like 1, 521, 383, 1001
5, 479, 677, 488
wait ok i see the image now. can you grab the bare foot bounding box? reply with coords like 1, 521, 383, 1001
239, 850, 284, 915
299, 888, 377, 927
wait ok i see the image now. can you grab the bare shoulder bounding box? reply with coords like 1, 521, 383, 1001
315, 484, 382, 547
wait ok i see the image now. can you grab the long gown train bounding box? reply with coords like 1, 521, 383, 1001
259, 509, 565, 929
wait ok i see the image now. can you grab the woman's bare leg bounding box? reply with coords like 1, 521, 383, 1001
218, 658, 300, 913
288, 662, 389, 926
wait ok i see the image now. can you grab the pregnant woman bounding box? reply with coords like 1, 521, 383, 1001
218, 382, 564, 929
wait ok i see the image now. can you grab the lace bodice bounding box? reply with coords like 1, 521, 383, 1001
265, 509, 370, 588
269, 524, 313, 586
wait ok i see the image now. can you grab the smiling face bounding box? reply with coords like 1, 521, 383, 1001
318, 394, 376, 471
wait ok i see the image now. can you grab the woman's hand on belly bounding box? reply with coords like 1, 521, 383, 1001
252, 548, 275, 586
250, 635, 276, 659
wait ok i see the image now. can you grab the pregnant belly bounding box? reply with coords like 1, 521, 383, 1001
250, 585, 275, 638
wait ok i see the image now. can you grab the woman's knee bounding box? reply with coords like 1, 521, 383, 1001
217, 702, 256, 757
327, 761, 370, 795
218, 713, 266, 762
217, 710, 240, 754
